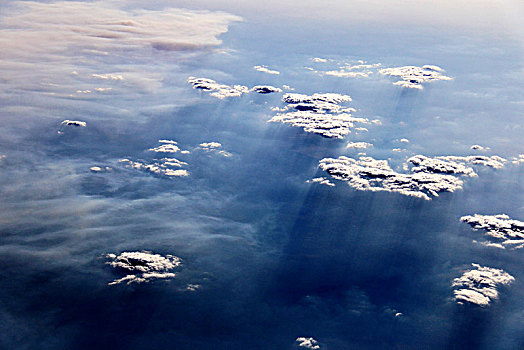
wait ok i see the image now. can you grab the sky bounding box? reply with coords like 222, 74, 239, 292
0, 1, 523, 349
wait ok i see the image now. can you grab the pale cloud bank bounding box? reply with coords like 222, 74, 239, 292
452, 263, 514, 306
319, 156, 463, 200
0, 1, 241, 98
269, 93, 369, 139
379, 65, 452, 89
253, 65, 280, 75
461, 214, 524, 249
306, 177, 335, 187
346, 142, 373, 149
296, 337, 320, 349
105, 251, 182, 285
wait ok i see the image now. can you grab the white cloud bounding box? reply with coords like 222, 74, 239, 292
106, 251, 181, 285
90, 166, 112, 173
119, 158, 189, 177
268, 92, 368, 139
461, 214, 524, 249
471, 144, 490, 151
61, 120, 86, 127
312, 57, 327, 63
197, 141, 232, 157
253, 65, 280, 75
149, 139, 181, 153
306, 177, 335, 187
511, 154, 524, 165
452, 263, 514, 306
408, 155, 477, 177
187, 77, 249, 99
379, 65, 452, 89
319, 156, 463, 200
251, 85, 282, 94
346, 142, 373, 149
296, 337, 320, 349
436, 155, 507, 169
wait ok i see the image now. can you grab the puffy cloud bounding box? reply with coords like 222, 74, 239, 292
296, 337, 320, 349
317, 61, 381, 79
471, 144, 490, 151
90, 166, 112, 173
253, 65, 280, 75
346, 142, 373, 149
105, 251, 181, 285
312, 57, 327, 63
461, 214, 524, 249
119, 158, 189, 178
452, 263, 514, 306
379, 65, 452, 89
149, 139, 181, 153
511, 154, 524, 165
319, 156, 463, 200
269, 92, 369, 139
197, 141, 232, 157
436, 155, 507, 169
306, 177, 335, 187
187, 77, 249, 99
408, 155, 477, 177
61, 120, 86, 127
251, 85, 282, 94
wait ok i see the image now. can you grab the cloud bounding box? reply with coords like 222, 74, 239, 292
60, 120, 87, 127
253, 65, 280, 75
408, 155, 477, 177
306, 177, 335, 187
268, 92, 369, 139
251, 85, 282, 94
346, 142, 373, 149
187, 77, 249, 99
471, 144, 490, 151
452, 263, 514, 306
312, 57, 327, 63
296, 337, 320, 349
119, 158, 189, 178
461, 214, 524, 249
90, 166, 112, 173
197, 142, 232, 157
379, 65, 452, 89
0, 1, 241, 100
435, 155, 507, 169
149, 139, 181, 153
511, 154, 524, 165
105, 251, 182, 285
319, 156, 463, 200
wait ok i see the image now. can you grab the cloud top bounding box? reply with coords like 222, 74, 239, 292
461, 214, 524, 249
379, 65, 452, 89
452, 263, 514, 306
106, 251, 182, 285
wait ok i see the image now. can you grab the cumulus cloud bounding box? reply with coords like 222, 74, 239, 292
317, 61, 381, 79
319, 156, 463, 200
268, 92, 369, 139
452, 263, 514, 306
461, 214, 524, 249
511, 154, 524, 165
379, 65, 452, 89
0, 1, 241, 98
296, 337, 320, 349
187, 77, 249, 99
149, 139, 181, 153
251, 85, 282, 94
197, 142, 232, 157
471, 144, 490, 151
306, 177, 335, 187
312, 57, 327, 63
408, 155, 477, 177
119, 158, 189, 178
105, 251, 182, 285
61, 120, 86, 127
90, 166, 112, 173
436, 155, 507, 169
346, 142, 373, 149
253, 65, 280, 75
